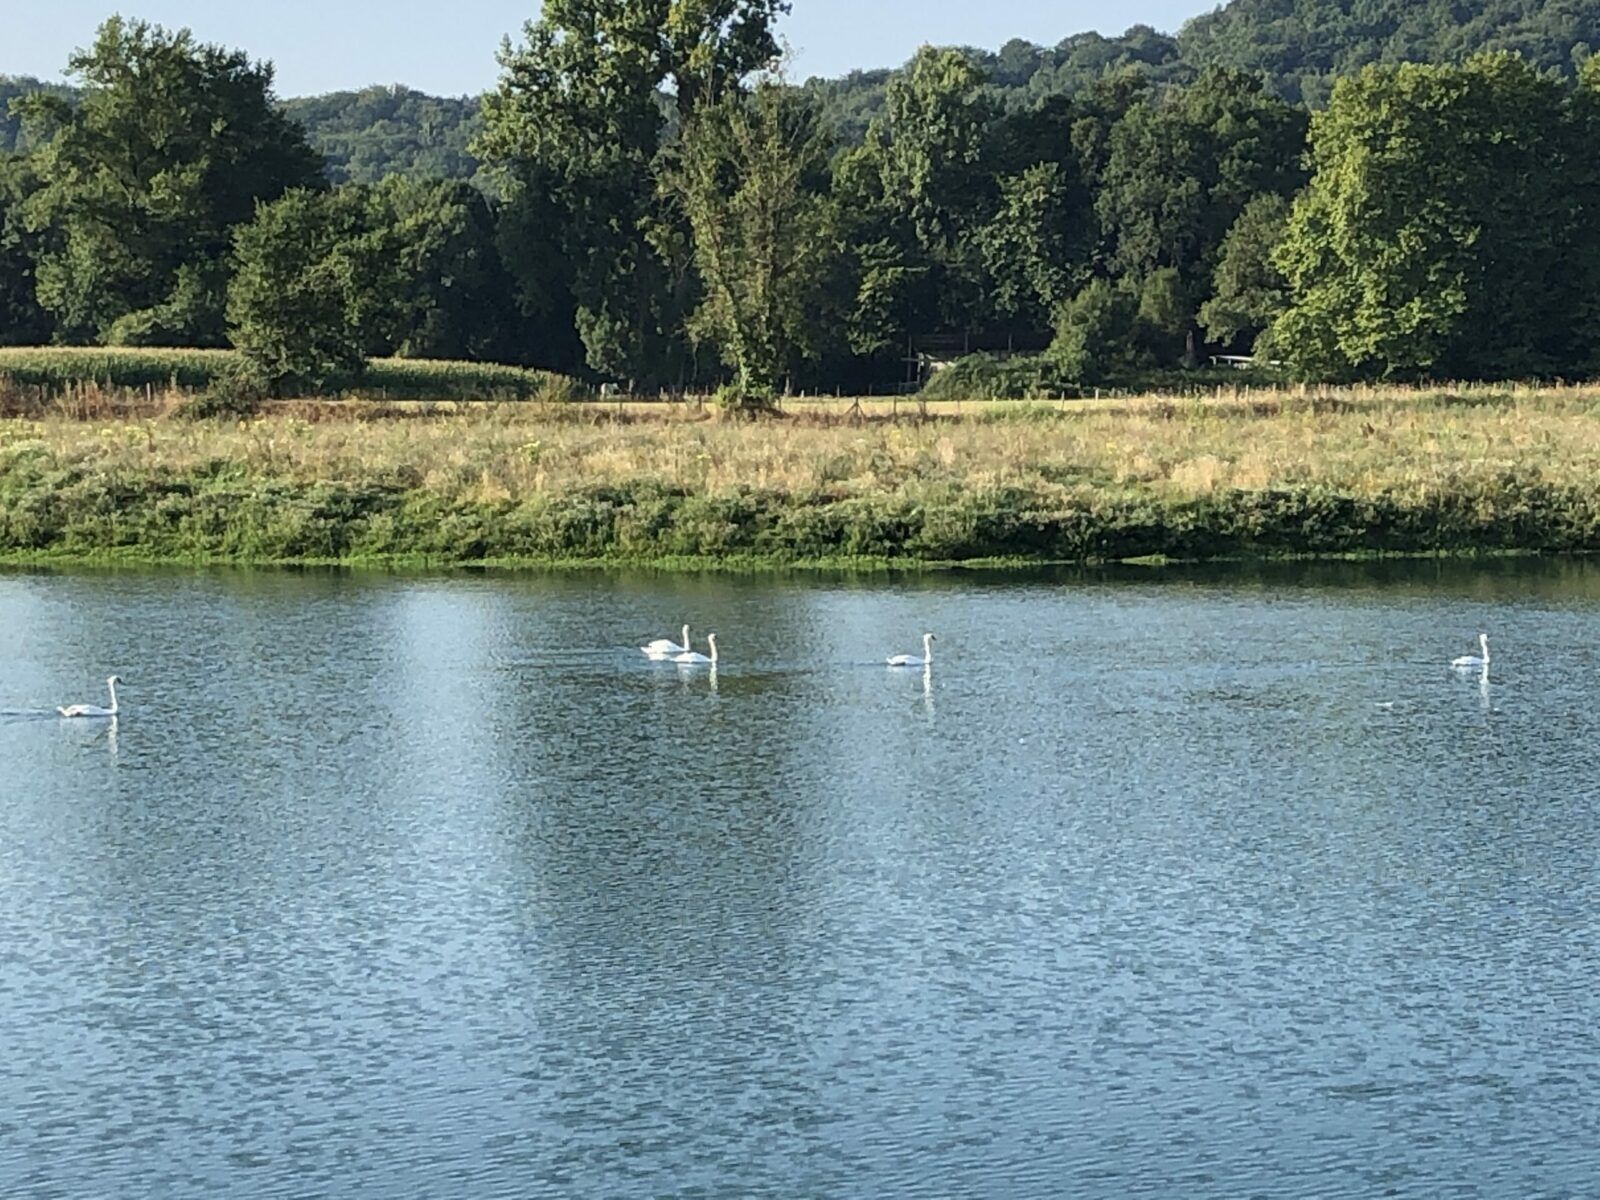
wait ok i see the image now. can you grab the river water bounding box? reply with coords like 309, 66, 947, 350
2, 561, 1597, 1198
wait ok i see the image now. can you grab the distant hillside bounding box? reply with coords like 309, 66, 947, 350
8, 0, 1600, 172
2, 75, 484, 183
1180, 0, 1600, 104
805, 26, 1189, 140
0, 76, 76, 154
280, 86, 482, 185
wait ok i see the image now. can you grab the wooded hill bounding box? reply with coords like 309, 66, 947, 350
1181, 0, 1600, 103
8, 0, 1600, 177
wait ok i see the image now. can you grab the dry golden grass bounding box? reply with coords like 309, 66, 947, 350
3, 379, 1597, 510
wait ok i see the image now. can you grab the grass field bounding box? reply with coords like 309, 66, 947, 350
2, 379, 1598, 565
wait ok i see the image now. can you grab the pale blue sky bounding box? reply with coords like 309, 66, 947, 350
6, 1, 1215, 96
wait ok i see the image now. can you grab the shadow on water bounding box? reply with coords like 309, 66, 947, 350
11, 551, 1600, 605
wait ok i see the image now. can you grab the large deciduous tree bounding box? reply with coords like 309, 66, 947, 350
832, 46, 997, 372
476, 0, 789, 388
977, 162, 1081, 326
667, 80, 836, 406
18, 17, 321, 346
228, 187, 386, 386
228, 179, 525, 385
1199, 192, 1291, 353
1272, 54, 1575, 380
870, 46, 996, 255
1096, 67, 1307, 365
0, 154, 53, 345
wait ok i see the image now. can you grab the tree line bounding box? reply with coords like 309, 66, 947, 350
3, 9, 1600, 406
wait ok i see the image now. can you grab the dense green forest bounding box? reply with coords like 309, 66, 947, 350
279, 88, 482, 184
1180, 0, 1600, 103
4, 1, 1600, 405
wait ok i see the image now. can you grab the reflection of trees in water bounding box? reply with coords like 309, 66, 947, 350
1096, 556, 1600, 606
481, 580, 854, 1173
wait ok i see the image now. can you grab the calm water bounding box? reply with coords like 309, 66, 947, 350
2, 561, 1599, 1198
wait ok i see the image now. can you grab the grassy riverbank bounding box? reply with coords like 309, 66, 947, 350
2, 382, 1599, 566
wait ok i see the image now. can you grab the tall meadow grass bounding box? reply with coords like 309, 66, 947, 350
3, 379, 1599, 563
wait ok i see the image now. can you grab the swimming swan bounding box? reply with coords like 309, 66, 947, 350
888, 633, 936, 668
1452, 634, 1491, 671
643, 625, 691, 660
674, 634, 718, 666
59, 676, 121, 719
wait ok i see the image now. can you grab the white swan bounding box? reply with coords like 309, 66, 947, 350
59, 675, 121, 719
1451, 633, 1490, 670
643, 625, 691, 660
674, 634, 718, 666
888, 633, 936, 668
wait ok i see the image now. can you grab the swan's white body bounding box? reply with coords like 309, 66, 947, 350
643, 625, 691, 660
59, 676, 120, 719
889, 633, 936, 668
1452, 634, 1491, 670
674, 634, 718, 666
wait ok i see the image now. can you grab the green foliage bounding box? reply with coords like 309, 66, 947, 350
0, 346, 574, 400
919, 353, 1079, 399
378, 178, 527, 360
228, 177, 529, 387
476, 0, 790, 387
1096, 67, 1307, 362
0, 76, 77, 155
833, 46, 999, 370
228, 188, 378, 386
711, 382, 779, 415
1052, 279, 1149, 383
872, 47, 997, 252
1272, 55, 1577, 380
16, 19, 322, 346
9, 5, 1600, 393
10, 453, 1600, 565
281, 87, 483, 185
977, 162, 1082, 325
0, 153, 52, 345
1199, 192, 1291, 351
173, 360, 269, 420
669, 80, 837, 396
1180, 0, 1600, 104
0, 346, 228, 390
803, 27, 1188, 142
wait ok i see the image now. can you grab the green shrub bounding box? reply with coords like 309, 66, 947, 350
920, 353, 1081, 401
173, 362, 269, 421
711, 382, 779, 417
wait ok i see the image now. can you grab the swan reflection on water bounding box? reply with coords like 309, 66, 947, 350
673, 633, 718, 666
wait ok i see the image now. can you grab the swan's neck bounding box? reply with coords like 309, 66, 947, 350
1481, 636, 1490, 664
107, 679, 119, 714
708, 637, 718, 664
682, 626, 691, 649
924, 635, 934, 663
